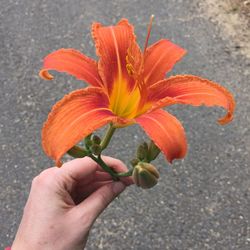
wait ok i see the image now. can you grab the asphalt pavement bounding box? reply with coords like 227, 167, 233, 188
1, 0, 249, 249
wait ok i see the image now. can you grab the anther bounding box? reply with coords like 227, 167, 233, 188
126, 64, 134, 76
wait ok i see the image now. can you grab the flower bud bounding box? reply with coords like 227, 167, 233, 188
92, 135, 101, 145
148, 140, 160, 161
84, 134, 93, 149
67, 146, 87, 158
132, 162, 159, 189
90, 144, 102, 155
136, 142, 149, 161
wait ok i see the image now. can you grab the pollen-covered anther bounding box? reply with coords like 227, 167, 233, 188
126, 63, 135, 76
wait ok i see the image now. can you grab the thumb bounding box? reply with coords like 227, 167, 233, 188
75, 181, 125, 223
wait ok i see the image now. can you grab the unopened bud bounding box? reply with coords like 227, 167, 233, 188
90, 144, 102, 155
136, 142, 149, 161
92, 135, 101, 145
132, 162, 159, 189
84, 134, 92, 149
148, 140, 160, 161
67, 146, 87, 158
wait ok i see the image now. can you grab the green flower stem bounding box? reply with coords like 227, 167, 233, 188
89, 154, 118, 181
115, 168, 133, 177
100, 123, 116, 151
89, 154, 133, 181
68, 124, 133, 180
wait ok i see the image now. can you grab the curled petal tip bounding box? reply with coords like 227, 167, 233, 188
148, 75, 235, 127
39, 69, 54, 80
218, 113, 234, 125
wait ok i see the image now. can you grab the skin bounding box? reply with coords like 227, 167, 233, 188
11, 156, 133, 250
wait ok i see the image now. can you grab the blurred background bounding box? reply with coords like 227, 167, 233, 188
1, 0, 249, 249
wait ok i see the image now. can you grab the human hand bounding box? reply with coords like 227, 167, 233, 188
11, 156, 132, 250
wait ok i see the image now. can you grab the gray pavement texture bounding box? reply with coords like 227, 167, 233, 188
1, 0, 250, 249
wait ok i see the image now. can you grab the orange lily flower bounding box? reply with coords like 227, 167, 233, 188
40, 17, 235, 167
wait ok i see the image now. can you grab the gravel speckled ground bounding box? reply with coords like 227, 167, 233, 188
1, 0, 250, 249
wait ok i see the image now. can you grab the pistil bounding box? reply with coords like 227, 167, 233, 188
143, 15, 155, 55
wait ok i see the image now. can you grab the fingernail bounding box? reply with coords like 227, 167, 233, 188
112, 182, 125, 194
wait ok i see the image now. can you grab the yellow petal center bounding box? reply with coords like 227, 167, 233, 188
109, 77, 142, 119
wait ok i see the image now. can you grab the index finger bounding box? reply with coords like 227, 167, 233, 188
100, 156, 134, 186
61, 156, 133, 186
61, 157, 99, 182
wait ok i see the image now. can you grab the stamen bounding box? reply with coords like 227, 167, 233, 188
143, 15, 155, 55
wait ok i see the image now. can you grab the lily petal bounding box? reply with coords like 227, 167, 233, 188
39, 49, 102, 87
92, 19, 137, 93
42, 88, 120, 166
148, 75, 235, 125
144, 39, 186, 86
136, 109, 187, 163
